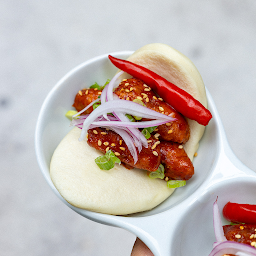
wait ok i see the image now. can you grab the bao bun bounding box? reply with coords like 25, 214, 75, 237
50, 43, 207, 215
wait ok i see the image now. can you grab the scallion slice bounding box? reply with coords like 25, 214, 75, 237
167, 180, 186, 188
65, 110, 78, 120
95, 150, 120, 170
142, 126, 157, 139
149, 164, 165, 179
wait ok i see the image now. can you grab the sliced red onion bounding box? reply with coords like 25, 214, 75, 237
91, 119, 170, 129
106, 71, 124, 101
100, 83, 108, 105
78, 99, 175, 141
213, 199, 227, 243
110, 126, 138, 163
209, 241, 256, 256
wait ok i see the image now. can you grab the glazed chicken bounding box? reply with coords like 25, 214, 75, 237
73, 77, 194, 181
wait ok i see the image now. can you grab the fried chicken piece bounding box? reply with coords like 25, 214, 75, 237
87, 127, 161, 172
114, 78, 190, 144
73, 88, 101, 114
223, 224, 256, 246
87, 127, 194, 180
160, 141, 194, 180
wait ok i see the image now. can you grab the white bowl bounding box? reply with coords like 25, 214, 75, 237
35, 52, 256, 256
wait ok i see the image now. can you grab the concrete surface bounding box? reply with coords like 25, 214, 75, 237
1, 0, 256, 255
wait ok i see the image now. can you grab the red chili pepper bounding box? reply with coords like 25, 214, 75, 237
108, 55, 212, 126
223, 202, 256, 224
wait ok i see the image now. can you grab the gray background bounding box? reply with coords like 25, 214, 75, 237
1, 0, 256, 255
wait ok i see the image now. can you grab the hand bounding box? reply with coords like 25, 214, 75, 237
131, 238, 154, 256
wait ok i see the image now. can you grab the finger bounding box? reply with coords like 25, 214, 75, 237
130, 238, 154, 256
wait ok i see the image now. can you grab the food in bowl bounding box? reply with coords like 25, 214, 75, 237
50, 43, 211, 215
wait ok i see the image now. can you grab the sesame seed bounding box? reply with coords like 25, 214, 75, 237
153, 96, 157, 100
126, 97, 130, 101
125, 82, 129, 86
147, 140, 153, 143
103, 142, 109, 146
194, 152, 198, 157
146, 97, 149, 102
85, 89, 89, 95
93, 130, 98, 134
137, 96, 143, 100
114, 152, 120, 156
125, 89, 130, 92
130, 87, 134, 91
105, 147, 110, 152
152, 151, 158, 156
111, 143, 116, 147
251, 241, 256, 247
240, 226, 244, 230
143, 84, 148, 87
151, 141, 160, 150
119, 147, 125, 151
178, 145, 183, 149
98, 140, 102, 146
101, 132, 107, 135
154, 133, 160, 139
158, 97, 163, 101
94, 88, 98, 90
235, 234, 241, 239
168, 129, 173, 134
98, 91, 102, 95
250, 234, 254, 239
119, 140, 122, 145
123, 79, 127, 81
166, 122, 171, 126
254, 234, 256, 238
78, 90, 82, 95
159, 106, 164, 111
144, 87, 151, 91
165, 177, 169, 181
161, 111, 165, 114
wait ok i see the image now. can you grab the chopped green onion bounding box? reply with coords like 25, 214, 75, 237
149, 164, 165, 179
142, 129, 151, 139
167, 180, 186, 188
142, 126, 157, 139
102, 79, 111, 89
95, 155, 115, 170
95, 150, 120, 170
90, 82, 101, 90
105, 150, 121, 165
125, 114, 135, 122
146, 126, 157, 133
65, 110, 78, 120
132, 99, 145, 120
93, 102, 101, 110
90, 79, 110, 90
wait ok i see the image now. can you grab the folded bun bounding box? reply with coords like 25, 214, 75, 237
50, 127, 175, 215
50, 43, 207, 215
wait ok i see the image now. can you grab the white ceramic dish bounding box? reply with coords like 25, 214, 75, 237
35, 51, 256, 256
